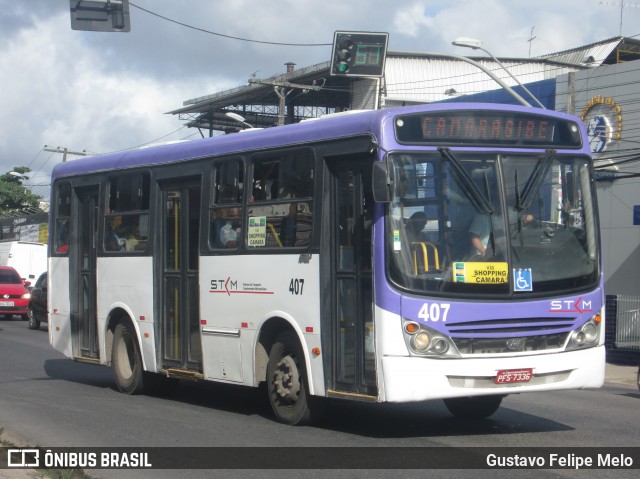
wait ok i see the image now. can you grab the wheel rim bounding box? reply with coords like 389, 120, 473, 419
28, 310, 36, 327
273, 355, 301, 404
116, 333, 135, 380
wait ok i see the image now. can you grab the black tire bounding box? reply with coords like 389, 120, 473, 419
443, 395, 504, 419
266, 331, 314, 425
27, 308, 40, 330
112, 322, 144, 395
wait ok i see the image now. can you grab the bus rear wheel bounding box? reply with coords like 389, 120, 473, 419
112, 322, 144, 395
443, 395, 504, 419
267, 331, 313, 425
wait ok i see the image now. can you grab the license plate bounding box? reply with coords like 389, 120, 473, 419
495, 368, 533, 384
0, 301, 14, 307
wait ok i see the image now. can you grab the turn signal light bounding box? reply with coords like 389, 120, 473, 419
404, 322, 419, 334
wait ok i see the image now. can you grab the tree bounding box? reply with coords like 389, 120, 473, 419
0, 167, 43, 216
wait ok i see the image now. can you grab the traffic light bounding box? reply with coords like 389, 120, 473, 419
330, 31, 389, 78
69, 0, 131, 32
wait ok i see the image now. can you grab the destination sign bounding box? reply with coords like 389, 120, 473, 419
395, 111, 582, 148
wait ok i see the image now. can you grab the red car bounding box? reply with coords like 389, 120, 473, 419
0, 266, 31, 320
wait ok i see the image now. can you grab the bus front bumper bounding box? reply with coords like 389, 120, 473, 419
380, 345, 605, 403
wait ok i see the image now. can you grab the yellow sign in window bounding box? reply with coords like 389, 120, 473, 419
453, 262, 509, 284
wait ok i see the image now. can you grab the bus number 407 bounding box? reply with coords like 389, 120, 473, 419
418, 302, 451, 322
289, 278, 305, 295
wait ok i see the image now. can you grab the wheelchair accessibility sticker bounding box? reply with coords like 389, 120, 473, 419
514, 268, 533, 292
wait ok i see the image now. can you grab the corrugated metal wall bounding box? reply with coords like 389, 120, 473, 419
383, 56, 577, 104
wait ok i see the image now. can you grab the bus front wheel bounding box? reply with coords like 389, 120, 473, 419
267, 331, 313, 425
112, 322, 144, 395
443, 395, 504, 419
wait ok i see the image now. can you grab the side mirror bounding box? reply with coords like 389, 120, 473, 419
372, 161, 393, 203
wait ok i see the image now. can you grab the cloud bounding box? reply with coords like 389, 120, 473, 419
0, 5, 233, 182
393, 2, 436, 38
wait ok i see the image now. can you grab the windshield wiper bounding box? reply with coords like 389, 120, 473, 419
439, 147, 496, 255
518, 149, 556, 212
438, 147, 493, 214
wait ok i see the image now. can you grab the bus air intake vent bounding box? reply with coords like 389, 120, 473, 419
445, 316, 575, 337
452, 332, 570, 355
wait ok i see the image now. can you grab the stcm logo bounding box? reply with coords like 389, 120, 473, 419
549, 296, 593, 314
210, 277, 238, 296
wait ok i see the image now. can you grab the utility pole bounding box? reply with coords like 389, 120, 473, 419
527, 26, 536, 58
248, 78, 321, 126
43, 145, 89, 162
248, 65, 322, 126
599, 1, 640, 36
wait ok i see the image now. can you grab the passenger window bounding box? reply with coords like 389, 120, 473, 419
104, 173, 150, 253
252, 151, 314, 202
248, 150, 314, 249
213, 160, 243, 205
53, 182, 71, 255
210, 160, 244, 249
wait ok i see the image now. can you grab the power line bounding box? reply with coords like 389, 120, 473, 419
129, 2, 330, 47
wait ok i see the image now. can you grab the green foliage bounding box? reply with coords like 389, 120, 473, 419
0, 167, 43, 215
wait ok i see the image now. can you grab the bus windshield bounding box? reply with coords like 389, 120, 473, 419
386, 151, 599, 296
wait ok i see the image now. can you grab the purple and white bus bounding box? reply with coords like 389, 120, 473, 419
48, 103, 604, 425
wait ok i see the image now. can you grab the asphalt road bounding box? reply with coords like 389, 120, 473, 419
0, 317, 638, 479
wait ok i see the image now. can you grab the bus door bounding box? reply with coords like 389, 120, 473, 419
327, 158, 377, 397
160, 181, 203, 372
73, 186, 99, 360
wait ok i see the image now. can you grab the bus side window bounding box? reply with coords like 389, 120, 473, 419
210, 160, 244, 249
214, 160, 243, 205
279, 153, 313, 199
54, 182, 72, 255
248, 150, 314, 249
252, 158, 279, 202
104, 173, 150, 253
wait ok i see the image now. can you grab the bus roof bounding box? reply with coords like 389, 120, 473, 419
51, 108, 381, 182
51, 103, 582, 182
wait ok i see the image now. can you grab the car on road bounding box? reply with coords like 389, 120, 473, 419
27, 272, 48, 330
0, 265, 31, 321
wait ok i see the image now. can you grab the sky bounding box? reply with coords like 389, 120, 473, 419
2, 0, 639, 200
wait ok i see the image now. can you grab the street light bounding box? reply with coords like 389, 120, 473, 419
225, 112, 254, 129
452, 37, 546, 109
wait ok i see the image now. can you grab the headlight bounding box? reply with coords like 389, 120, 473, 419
402, 320, 460, 358
22, 293, 31, 300
412, 332, 431, 351
565, 317, 601, 351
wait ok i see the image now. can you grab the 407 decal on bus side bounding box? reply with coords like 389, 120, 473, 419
288, 278, 305, 295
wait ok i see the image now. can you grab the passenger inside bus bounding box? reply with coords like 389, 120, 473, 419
405, 211, 428, 243
469, 205, 533, 257
105, 217, 126, 252
216, 207, 242, 248
55, 219, 70, 253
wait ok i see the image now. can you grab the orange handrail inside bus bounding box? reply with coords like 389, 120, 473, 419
412, 241, 440, 275
267, 222, 283, 247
